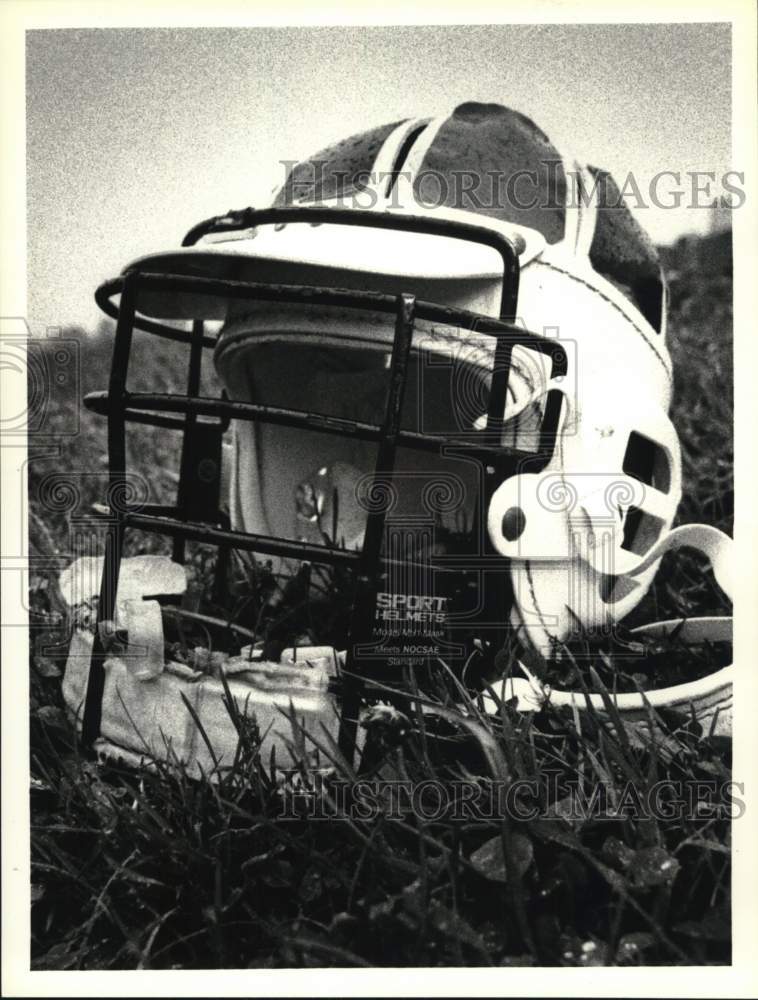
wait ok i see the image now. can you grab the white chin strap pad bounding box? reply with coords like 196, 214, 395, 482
60, 555, 187, 681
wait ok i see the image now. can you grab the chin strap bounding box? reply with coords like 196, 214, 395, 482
99, 598, 166, 681
489, 525, 733, 734
624, 523, 732, 598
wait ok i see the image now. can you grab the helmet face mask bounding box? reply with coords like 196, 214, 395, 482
88, 207, 567, 702
67, 102, 733, 762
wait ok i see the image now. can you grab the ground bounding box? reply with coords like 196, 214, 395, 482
27, 230, 733, 968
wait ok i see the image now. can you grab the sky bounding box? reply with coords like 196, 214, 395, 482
26, 24, 732, 335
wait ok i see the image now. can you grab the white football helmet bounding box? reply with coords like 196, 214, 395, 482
64, 102, 732, 768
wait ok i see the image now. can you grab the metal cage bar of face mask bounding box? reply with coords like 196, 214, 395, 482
81, 207, 569, 757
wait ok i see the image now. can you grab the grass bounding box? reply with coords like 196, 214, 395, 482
27, 231, 733, 968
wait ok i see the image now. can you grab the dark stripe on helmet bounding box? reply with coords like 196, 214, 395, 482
586, 166, 664, 331
275, 119, 408, 205
412, 102, 567, 244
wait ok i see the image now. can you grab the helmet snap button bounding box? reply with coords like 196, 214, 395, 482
197, 458, 218, 483
502, 507, 526, 541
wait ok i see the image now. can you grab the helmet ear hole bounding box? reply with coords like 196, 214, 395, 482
621, 506, 665, 557
623, 431, 671, 493
599, 574, 638, 605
